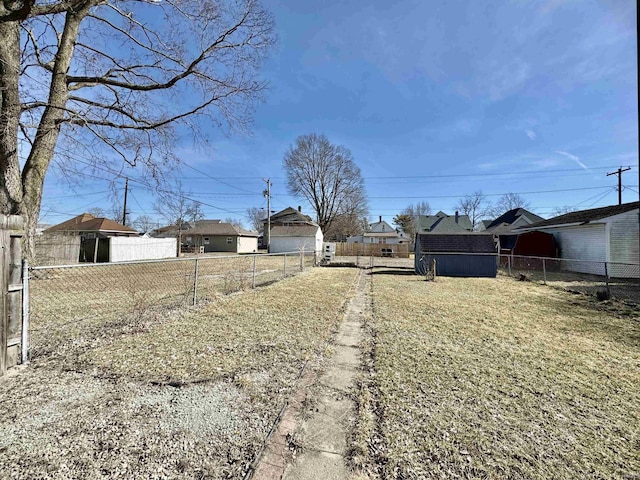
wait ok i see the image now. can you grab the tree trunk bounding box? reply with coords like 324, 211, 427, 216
19, 6, 90, 262
0, 20, 23, 215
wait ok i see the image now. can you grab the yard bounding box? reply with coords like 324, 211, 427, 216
2, 262, 639, 479
0, 267, 358, 479
355, 269, 640, 479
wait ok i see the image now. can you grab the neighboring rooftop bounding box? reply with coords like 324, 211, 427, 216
44, 213, 137, 235
187, 221, 258, 237
270, 225, 320, 237
416, 232, 496, 253
267, 207, 316, 226
417, 212, 473, 233
485, 208, 544, 232
523, 201, 640, 229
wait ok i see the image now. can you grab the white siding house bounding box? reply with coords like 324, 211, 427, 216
347, 218, 403, 244
521, 202, 639, 277
269, 225, 323, 255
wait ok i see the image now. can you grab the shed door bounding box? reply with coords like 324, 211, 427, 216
555, 224, 606, 275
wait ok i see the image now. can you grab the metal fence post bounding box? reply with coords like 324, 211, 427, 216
604, 262, 611, 298
21, 260, 29, 364
542, 258, 547, 285
252, 255, 257, 288
507, 255, 512, 276
300, 251, 303, 272
192, 257, 199, 306
283, 253, 287, 278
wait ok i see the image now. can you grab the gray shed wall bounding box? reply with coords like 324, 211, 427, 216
416, 254, 497, 277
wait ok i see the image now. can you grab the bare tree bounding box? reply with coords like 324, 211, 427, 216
393, 201, 432, 239
0, 0, 275, 260
186, 202, 205, 224
154, 184, 199, 254
87, 207, 106, 218
552, 205, 577, 217
283, 134, 368, 232
402, 201, 431, 217
457, 191, 489, 229
246, 206, 264, 233
224, 217, 244, 228
488, 193, 531, 218
133, 214, 156, 234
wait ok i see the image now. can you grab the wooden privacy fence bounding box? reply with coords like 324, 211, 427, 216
334, 242, 410, 258
1, 215, 28, 376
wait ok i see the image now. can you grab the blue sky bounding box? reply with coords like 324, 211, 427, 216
40, 0, 638, 228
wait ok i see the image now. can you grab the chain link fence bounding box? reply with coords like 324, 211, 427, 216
331, 253, 639, 304
499, 254, 640, 303
29, 252, 317, 332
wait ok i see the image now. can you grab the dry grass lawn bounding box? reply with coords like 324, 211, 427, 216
364, 269, 640, 479
1, 267, 357, 479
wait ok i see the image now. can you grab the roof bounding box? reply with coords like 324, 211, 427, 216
416, 233, 497, 254
75, 218, 138, 234
44, 214, 138, 235
523, 201, 640, 229
186, 222, 258, 237
417, 213, 473, 233
267, 207, 316, 225
43, 213, 96, 233
270, 225, 320, 237
486, 208, 544, 230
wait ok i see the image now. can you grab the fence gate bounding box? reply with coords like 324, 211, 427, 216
1, 215, 27, 376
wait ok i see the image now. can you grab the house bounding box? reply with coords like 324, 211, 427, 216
182, 220, 259, 254
415, 233, 497, 277
476, 219, 493, 231
347, 217, 404, 244
264, 206, 323, 255
519, 201, 639, 277
484, 208, 544, 234
417, 211, 473, 233
264, 206, 314, 232
269, 224, 323, 255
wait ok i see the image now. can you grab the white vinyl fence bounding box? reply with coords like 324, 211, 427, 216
110, 237, 177, 262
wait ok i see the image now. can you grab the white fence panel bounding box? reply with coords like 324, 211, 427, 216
110, 237, 177, 262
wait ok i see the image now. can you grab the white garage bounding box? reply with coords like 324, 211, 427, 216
269, 225, 323, 256
521, 202, 639, 278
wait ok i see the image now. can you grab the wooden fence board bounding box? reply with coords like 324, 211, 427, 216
1, 215, 24, 375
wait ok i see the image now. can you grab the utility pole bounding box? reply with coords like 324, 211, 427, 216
263, 178, 271, 252
606, 166, 631, 205
122, 177, 129, 225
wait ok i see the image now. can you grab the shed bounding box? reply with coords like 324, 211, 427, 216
519, 201, 639, 277
269, 224, 323, 255
415, 233, 497, 277
183, 221, 258, 254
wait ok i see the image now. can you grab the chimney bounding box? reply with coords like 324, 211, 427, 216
455, 211, 459, 224
379, 215, 382, 223
298, 205, 302, 212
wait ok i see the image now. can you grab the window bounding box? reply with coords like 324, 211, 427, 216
226, 237, 233, 244
204, 237, 210, 245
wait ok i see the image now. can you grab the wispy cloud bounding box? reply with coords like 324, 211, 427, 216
525, 129, 537, 140
555, 150, 588, 170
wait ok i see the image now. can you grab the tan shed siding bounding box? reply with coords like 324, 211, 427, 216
550, 224, 606, 275
609, 210, 639, 278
